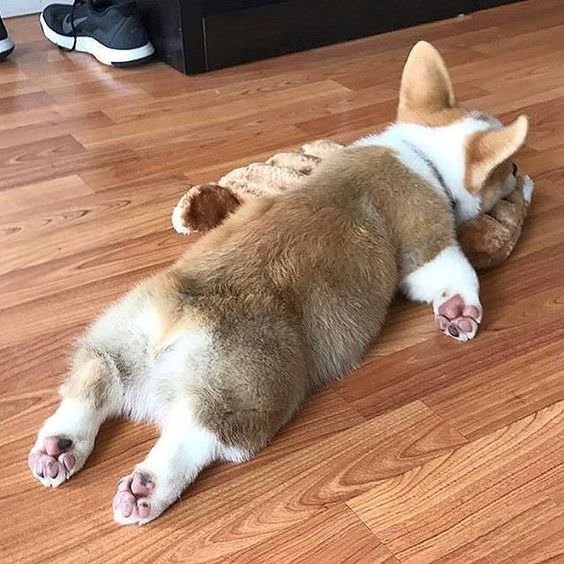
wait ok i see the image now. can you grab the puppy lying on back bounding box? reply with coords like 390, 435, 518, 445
29, 42, 529, 525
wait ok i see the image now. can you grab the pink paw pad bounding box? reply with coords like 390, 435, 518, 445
113, 471, 155, 524
435, 294, 482, 342
28, 436, 76, 487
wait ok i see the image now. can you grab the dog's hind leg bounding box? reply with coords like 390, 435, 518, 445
28, 348, 121, 488
112, 399, 240, 525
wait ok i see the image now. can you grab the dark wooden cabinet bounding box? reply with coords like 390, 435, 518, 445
137, 0, 524, 74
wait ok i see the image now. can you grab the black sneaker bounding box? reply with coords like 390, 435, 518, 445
40, 0, 154, 67
0, 15, 15, 61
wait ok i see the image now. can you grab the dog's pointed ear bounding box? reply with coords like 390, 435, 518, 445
397, 41, 456, 122
466, 115, 529, 192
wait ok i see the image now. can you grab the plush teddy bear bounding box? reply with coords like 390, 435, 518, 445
172, 140, 534, 270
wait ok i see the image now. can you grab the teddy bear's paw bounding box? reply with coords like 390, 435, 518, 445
172, 183, 241, 235
521, 175, 534, 205
267, 152, 321, 174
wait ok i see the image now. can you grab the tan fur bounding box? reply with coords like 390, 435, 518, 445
397, 41, 463, 126
61, 144, 455, 453
172, 42, 529, 273
465, 115, 529, 193
61, 356, 109, 409
155, 43, 527, 449
32, 42, 532, 523
156, 146, 453, 450
397, 41, 529, 218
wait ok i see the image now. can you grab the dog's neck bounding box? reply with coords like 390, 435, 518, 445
355, 119, 490, 224
400, 139, 456, 210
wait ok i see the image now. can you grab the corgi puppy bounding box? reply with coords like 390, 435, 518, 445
28, 42, 530, 525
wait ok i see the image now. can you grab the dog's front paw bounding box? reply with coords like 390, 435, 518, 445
434, 294, 482, 342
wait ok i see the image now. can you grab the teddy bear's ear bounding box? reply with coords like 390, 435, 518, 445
172, 184, 242, 235
397, 41, 456, 123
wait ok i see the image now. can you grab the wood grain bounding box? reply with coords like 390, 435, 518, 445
347, 402, 564, 562
217, 504, 398, 564
1, 1, 563, 562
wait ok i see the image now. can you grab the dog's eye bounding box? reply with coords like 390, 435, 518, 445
512, 162, 518, 176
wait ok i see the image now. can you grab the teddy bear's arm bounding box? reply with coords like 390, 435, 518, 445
458, 176, 532, 270
219, 164, 305, 197
301, 140, 345, 159
172, 183, 242, 234
458, 214, 514, 270
267, 152, 320, 174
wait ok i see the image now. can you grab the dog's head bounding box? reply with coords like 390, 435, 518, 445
397, 41, 528, 216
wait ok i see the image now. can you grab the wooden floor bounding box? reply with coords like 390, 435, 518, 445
1, 2, 564, 562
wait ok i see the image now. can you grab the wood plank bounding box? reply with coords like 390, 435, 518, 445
0, 136, 140, 191
72, 80, 349, 149
0, 2, 563, 562
0, 111, 115, 150
219, 504, 398, 564
336, 240, 564, 434
0, 175, 94, 217
0, 401, 466, 563
347, 402, 564, 562
0, 91, 54, 115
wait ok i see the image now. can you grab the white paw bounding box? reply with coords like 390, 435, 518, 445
113, 470, 171, 525
28, 435, 88, 488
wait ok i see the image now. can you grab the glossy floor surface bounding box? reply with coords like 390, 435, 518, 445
1, 1, 563, 562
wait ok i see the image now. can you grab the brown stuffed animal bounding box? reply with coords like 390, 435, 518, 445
172, 140, 534, 270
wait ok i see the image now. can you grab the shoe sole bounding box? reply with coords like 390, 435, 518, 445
40, 13, 155, 67
0, 37, 14, 61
